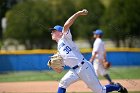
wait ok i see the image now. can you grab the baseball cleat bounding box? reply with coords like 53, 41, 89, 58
116, 83, 128, 93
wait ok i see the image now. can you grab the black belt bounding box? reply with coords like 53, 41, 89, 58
72, 61, 85, 69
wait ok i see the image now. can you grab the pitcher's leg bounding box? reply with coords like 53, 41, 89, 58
105, 84, 119, 92
105, 83, 128, 93
57, 69, 79, 93
57, 87, 66, 93
80, 62, 106, 93
79, 62, 127, 93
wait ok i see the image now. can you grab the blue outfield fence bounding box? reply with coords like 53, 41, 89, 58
0, 54, 52, 72
0, 48, 140, 72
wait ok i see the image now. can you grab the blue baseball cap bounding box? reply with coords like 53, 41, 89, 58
49, 25, 63, 32
93, 29, 103, 36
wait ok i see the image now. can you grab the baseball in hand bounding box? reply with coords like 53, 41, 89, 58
82, 9, 88, 14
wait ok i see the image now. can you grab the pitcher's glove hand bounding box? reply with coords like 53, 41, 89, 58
102, 60, 111, 69
47, 53, 64, 73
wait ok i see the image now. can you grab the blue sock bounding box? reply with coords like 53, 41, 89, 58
105, 84, 120, 93
57, 87, 66, 93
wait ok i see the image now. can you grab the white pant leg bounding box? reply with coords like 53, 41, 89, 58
78, 61, 106, 93
59, 69, 80, 88
98, 63, 107, 76
93, 60, 99, 77
94, 59, 107, 76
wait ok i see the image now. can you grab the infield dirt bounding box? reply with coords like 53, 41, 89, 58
0, 79, 139, 93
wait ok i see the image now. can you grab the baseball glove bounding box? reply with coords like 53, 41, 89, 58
102, 60, 111, 69
47, 53, 64, 71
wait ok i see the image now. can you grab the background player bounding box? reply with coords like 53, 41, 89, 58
89, 29, 114, 84
49, 9, 127, 93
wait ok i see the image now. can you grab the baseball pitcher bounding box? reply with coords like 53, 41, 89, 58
48, 9, 128, 93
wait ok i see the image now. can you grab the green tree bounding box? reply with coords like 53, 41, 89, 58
0, 0, 17, 49
5, 0, 50, 49
46, 0, 76, 39
101, 0, 140, 47
4, 0, 75, 49
4, 0, 105, 49
0, 0, 8, 41
74, 0, 105, 47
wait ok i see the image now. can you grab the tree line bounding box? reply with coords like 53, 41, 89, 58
1, 0, 140, 49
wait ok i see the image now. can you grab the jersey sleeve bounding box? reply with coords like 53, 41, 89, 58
62, 29, 72, 39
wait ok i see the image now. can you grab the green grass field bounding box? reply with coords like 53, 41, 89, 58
99, 66, 140, 79
0, 67, 140, 82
